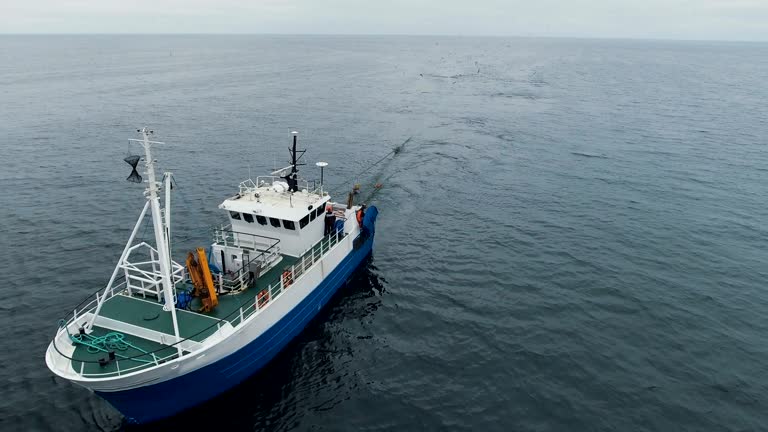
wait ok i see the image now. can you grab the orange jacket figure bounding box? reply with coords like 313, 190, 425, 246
356, 204, 366, 227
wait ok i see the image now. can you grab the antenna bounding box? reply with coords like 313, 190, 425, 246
316, 161, 328, 195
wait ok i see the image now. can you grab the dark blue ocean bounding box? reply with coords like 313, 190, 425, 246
1, 35, 768, 431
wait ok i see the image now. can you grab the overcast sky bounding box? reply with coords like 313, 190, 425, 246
2, 0, 767, 41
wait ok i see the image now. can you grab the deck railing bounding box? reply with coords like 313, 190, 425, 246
229, 230, 346, 326
52, 229, 347, 378
122, 242, 186, 299
245, 176, 320, 195
76, 350, 181, 379
212, 225, 280, 250
211, 226, 281, 293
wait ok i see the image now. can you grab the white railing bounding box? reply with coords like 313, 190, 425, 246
219, 268, 251, 293
210, 226, 281, 293
77, 350, 181, 379
240, 176, 321, 195
120, 242, 185, 299
212, 225, 280, 250
238, 178, 258, 195
212, 227, 281, 262
230, 230, 346, 327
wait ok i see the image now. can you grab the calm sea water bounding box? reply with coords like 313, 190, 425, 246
1, 35, 768, 431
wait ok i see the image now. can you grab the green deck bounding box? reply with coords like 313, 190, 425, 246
100, 294, 221, 342
70, 242, 339, 375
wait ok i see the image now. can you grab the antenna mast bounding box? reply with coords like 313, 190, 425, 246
138, 127, 182, 356
285, 131, 306, 192
316, 161, 328, 195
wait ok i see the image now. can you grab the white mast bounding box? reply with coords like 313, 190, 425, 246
164, 171, 173, 268
139, 128, 183, 356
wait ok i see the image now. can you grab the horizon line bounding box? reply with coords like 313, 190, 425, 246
0, 33, 767, 43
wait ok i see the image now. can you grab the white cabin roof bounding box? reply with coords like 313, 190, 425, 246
219, 178, 329, 221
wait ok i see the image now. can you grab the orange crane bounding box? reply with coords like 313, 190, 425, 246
185, 248, 218, 312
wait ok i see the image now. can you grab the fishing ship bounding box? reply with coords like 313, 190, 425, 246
45, 128, 378, 423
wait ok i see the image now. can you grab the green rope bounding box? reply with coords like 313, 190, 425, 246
81, 332, 140, 354
61, 321, 154, 364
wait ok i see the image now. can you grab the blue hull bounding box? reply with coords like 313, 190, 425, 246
96, 209, 377, 424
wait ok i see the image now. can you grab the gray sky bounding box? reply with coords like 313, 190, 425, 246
2, 0, 768, 41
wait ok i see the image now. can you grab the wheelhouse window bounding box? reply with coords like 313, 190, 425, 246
299, 214, 310, 229
256, 215, 267, 225
283, 220, 296, 230
243, 213, 254, 223
309, 210, 316, 222
269, 218, 281, 228
230, 211, 241, 220
315, 206, 324, 218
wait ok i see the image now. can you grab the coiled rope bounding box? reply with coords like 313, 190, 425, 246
60, 320, 153, 363
81, 332, 136, 354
